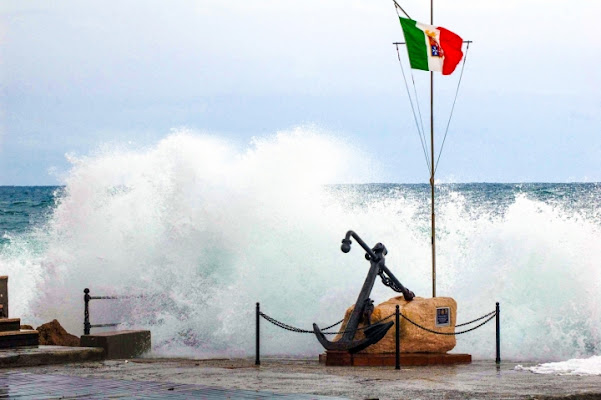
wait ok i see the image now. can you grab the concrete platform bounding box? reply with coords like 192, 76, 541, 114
321, 351, 471, 366
0, 345, 104, 368
80, 330, 151, 359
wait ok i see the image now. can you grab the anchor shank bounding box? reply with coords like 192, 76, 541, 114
341, 257, 382, 342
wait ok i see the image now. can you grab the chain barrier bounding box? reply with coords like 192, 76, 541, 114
322, 319, 344, 331
256, 302, 502, 367
259, 309, 496, 337
259, 312, 396, 335
399, 310, 497, 336
456, 310, 496, 327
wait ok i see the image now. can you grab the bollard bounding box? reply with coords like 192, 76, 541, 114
84, 288, 91, 335
495, 302, 500, 364
256, 302, 260, 366
395, 304, 400, 370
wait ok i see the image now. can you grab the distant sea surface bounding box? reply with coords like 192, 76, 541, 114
2, 183, 600, 238
0, 186, 61, 241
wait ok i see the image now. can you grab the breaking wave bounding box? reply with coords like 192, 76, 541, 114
1, 127, 600, 361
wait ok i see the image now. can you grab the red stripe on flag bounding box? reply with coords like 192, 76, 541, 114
438, 27, 463, 75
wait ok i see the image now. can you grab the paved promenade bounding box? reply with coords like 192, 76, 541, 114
2, 358, 601, 399
0, 370, 346, 399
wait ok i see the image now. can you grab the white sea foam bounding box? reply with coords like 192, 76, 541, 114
0, 127, 600, 361
515, 356, 601, 375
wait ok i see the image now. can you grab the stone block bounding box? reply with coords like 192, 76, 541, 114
0, 318, 21, 332
80, 330, 150, 359
0, 330, 39, 348
36, 320, 80, 346
335, 296, 457, 354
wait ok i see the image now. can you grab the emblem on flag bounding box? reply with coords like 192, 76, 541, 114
426, 30, 444, 58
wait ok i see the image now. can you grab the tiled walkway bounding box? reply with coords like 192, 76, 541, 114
0, 372, 347, 399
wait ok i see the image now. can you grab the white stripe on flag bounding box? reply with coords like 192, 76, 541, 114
416, 22, 443, 72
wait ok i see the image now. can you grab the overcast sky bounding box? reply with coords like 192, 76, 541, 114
1, 0, 600, 185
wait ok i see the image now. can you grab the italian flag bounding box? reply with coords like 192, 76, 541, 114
399, 17, 463, 75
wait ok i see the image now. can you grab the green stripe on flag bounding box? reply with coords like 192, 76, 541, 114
399, 17, 429, 72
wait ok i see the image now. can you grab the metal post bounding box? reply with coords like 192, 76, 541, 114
395, 305, 400, 370
255, 302, 260, 366
495, 302, 500, 364
84, 288, 91, 335
430, 0, 436, 299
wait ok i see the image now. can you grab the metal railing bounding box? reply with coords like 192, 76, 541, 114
83, 288, 142, 335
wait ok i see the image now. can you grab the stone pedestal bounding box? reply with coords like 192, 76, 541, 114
320, 351, 471, 366
320, 296, 470, 367
335, 296, 458, 354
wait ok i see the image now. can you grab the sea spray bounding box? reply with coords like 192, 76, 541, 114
0, 129, 600, 361
2, 128, 378, 357
515, 355, 601, 375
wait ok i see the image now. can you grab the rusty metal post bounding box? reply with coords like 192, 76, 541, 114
395, 305, 400, 370
84, 288, 91, 335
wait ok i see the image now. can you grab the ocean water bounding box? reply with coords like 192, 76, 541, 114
0, 129, 600, 363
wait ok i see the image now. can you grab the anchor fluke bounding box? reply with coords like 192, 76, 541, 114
313, 321, 394, 354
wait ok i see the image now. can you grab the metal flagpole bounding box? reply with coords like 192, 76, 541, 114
394, 0, 472, 298
430, 0, 436, 298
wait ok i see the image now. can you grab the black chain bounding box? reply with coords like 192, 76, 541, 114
259, 312, 396, 335
259, 313, 317, 334
378, 270, 404, 293
326, 313, 396, 335
399, 311, 497, 335
456, 310, 496, 327
321, 319, 344, 331
89, 295, 145, 300
260, 310, 497, 337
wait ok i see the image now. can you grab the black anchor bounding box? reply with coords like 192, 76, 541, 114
313, 231, 415, 353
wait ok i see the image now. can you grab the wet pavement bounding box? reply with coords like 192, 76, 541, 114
3, 357, 601, 399
0, 370, 345, 399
